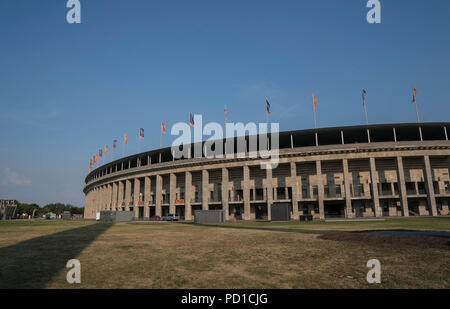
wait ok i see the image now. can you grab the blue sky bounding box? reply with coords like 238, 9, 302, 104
0, 0, 449, 206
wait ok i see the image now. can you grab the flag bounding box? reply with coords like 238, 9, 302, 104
224, 105, 228, 121
99, 149, 102, 158
113, 140, 117, 150
139, 128, 144, 140
412, 87, 417, 103
362, 89, 367, 106
105, 145, 108, 154
161, 121, 166, 134
266, 99, 270, 114
189, 113, 194, 127
312, 94, 317, 110
94, 154, 98, 162
124, 134, 128, 144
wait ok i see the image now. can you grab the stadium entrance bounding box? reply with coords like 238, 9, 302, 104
254, 203, 268, 220
324, 201, 345, 219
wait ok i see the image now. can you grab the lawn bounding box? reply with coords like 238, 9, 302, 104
0, 218, 449, 289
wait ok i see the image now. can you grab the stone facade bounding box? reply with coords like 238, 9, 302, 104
84, 123, 450, 221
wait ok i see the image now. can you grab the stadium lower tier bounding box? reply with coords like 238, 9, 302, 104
84, 142, 450, 220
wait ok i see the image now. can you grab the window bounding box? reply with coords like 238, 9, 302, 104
256, 189, 264, 200
417, 182, 426, 194
302, 185, 309, 198
312, 186, 318, 197
277, 187, 285, 200
433, 181, 440, 194
406, 182, 416, 195
336, 185, 341, 196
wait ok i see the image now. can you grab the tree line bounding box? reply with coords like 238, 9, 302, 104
15, 201, 84, 216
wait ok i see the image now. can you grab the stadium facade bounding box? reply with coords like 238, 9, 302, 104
84, 122, 450, 221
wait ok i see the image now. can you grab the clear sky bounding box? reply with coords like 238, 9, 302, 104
0, 0, 449, 207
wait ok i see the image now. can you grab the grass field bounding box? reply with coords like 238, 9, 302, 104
0, 218, 449, 289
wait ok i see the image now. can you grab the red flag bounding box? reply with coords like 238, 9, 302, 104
124, 134, 128, 144
412, 87, 417, 103
312, 94, 317, 110
224, 105, 228, 121
161, 121, 166, 134
105, 145, 108, 154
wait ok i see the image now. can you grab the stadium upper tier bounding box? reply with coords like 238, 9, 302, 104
85, 122, 450, 186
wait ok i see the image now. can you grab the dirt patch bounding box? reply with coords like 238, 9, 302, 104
319, 231, 450, 250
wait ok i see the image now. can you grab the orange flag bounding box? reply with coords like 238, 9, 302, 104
224, 105, 228, 121
105, 145, 108, 154
312, 94, 317, 110
124, 134, 128, 144
161, 121, 166, 134
412, 87, 417, 103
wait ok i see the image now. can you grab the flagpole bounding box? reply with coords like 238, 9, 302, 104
415, 100, 420, 123
313, 97, 318, 147
160, 131, 162, 148
313, 108, 317, 129
363, 105, 368, 126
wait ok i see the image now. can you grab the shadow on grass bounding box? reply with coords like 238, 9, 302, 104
181, 222, 337, 235
0, 223, 113, 288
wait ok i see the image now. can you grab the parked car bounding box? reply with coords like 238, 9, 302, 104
162, 214, 179, 221
149, 215, 161, 221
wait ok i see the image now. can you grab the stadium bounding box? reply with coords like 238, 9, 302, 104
83, 122, 450, 221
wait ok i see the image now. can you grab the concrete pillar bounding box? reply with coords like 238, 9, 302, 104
84, 193, 90, 218
222, 167, 229, 221
369, 157, 382, 217
316, 160, 325, 220
170, 173, 176, 214
396, 156, 409, 217
144, 176, 151, 218
98, 187, 102, 212
185, 171, 192, 221
107, 183, 112, 210
97, 186, 102, 211
202, 170, 209, 210
342, 159, 353, 218
243, 165, 250, 220
104, 186, 109, 210
156, 175, 162, 217
112, 182, 118, 210
93, 188, 97, 213
118, 181, 124, 210
423, 155, 438, 216
99, 186, 105, 211
133, 178, 140, 218
290, 162, 299, 220
125, 179, 132, 211
266, 167, 273, 221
